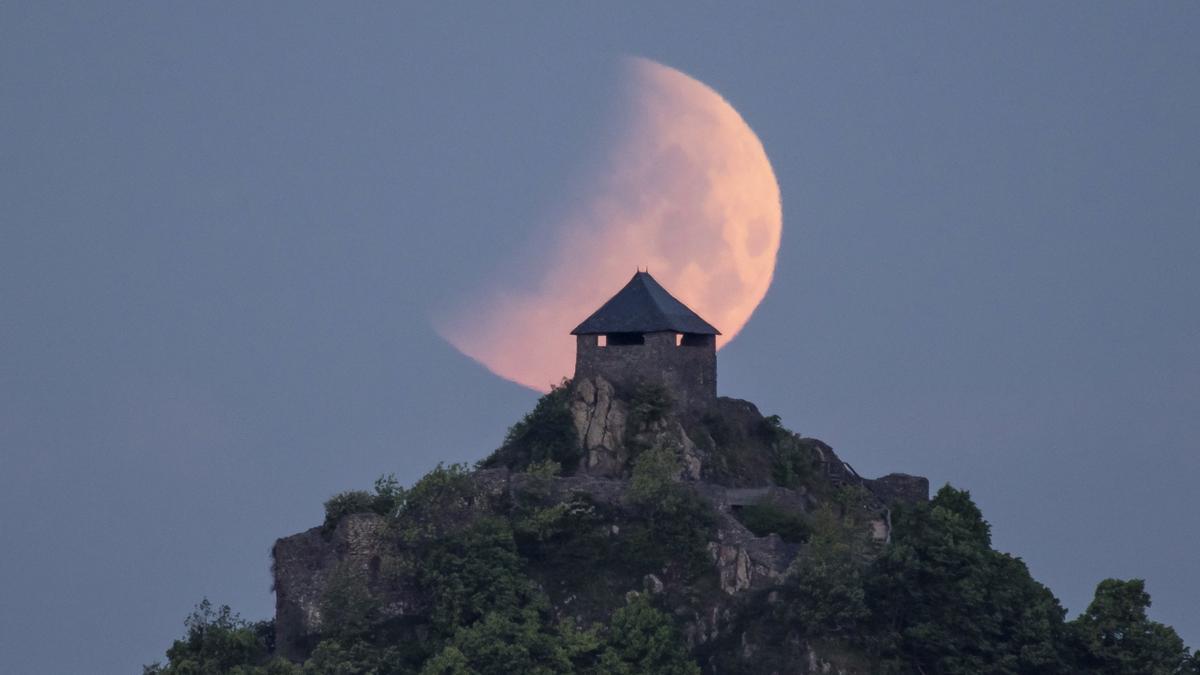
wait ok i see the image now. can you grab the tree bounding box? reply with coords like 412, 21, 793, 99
1070, 578, 1193, 675
865, 486, 1070, 674
486, 381, 580, 472
778, 506, 868, 635
144, 599, 298, 675
596, 595, 700, 675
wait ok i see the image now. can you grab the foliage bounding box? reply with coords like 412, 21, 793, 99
778, 505, 868, 636
421, 609, 599, 675
625, 444, 716, 579
628, 382, 673, 430
862, 485, 1072, 674
153, 449, 1200, 675
144, 599, 298, 675
695, 407, 771, 486
322, 491, 376, 534
1069, 578, 1195, 675
515, 459, 562, 502
418, 517, 535, 632
513, 495, 602, 551
760, 414, 815, 489
596, 595, 700, 675
322, 473, 405, 534
318, 562, 382, 641
770, 443, 812, 488
734, 503, 810, 543
302, 637, 407, 675
486, 380, 581, 472
391, 463, 477, 540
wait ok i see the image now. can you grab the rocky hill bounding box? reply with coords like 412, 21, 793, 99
145, 377, 1198, 674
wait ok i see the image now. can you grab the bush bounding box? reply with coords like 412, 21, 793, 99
778, 506, 868, 636
629, 382, 673, 429
143, 599, 298, 675
625, 445, 716, 579
735, 503, 810, 543
322, 491, 377, 534
597, 595, 701, 675
486, 381, 581, 472
763, 416, 815, 489
393, 462, 477, 540
321, 473, 406, 534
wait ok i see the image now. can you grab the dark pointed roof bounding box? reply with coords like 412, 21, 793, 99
571, 272, 721, 336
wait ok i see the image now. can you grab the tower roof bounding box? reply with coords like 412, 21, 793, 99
571, 271, 721, 336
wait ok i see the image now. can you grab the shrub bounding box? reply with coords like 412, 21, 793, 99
598, 595, 701, 675
486, 381, 581, 472
628, 382, 673, 430
778, 505, 868, 636
760, 414, 791, 443
143, 599, 298, 674
735, 503, 810, 543
394, 463, 477, 540
321, 473, 406, 534
322, 491, 377, 534
764, 416, 815, 489
625, 445, 716, 579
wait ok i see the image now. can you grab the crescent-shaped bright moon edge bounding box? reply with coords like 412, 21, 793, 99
435, 57, 782, 392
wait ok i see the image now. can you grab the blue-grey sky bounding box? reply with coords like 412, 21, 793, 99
2, 4, 1197, 673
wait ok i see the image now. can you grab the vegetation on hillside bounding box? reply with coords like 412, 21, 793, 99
481, 380, 580, 473
147, 387, 1199, 674
707, 485, 1200, 674
149, 479, 1199, 675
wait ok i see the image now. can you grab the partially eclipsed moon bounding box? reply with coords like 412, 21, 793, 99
437, 57, 782, 392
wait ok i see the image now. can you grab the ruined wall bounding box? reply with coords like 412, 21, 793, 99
864, 473, 930, 505
574, 331, 716, 410
272, 514, 398, 660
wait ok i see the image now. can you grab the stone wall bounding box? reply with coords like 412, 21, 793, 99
574, 331, 716, 410
864, 473, 930, 505
272, 513, 396, 660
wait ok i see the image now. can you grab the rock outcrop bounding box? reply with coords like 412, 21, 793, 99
272, 376, 928, 672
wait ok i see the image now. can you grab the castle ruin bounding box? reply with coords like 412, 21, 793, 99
572, 271, 718, 410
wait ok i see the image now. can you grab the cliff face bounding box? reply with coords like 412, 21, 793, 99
272, 377, 927, 673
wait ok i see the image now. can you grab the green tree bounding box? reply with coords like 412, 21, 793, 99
778, 505, 868, 635
865, 485, 1070, 674
626, 444, 715, 579
302, 637, 407, 675
422, 609, 599, 675
1070, 578, 1194, 675
596, 595, 700, 675
628, 382, 673, 430
144, 599, 298, 675
486, 381, 580, 472
419, 517, 534, 632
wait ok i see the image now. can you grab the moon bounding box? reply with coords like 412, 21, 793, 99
437, 57, 782, 392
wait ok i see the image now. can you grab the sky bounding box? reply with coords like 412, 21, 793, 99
1, 3, 1197, 673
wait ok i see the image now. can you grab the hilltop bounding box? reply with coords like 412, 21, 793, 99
146, 377, 1198, 674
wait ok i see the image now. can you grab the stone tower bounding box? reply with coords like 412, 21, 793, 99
572, 271, 719, 410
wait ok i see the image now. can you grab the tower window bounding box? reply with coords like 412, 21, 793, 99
606, 332, 645, 346
680, 333, 713, 347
